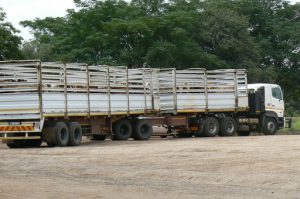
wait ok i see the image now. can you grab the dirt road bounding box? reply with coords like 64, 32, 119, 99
1, 135, 300, 199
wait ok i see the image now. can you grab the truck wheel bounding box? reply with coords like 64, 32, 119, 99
113, 119, 132, 140
90, 134, 106, 141
132, 120, 153, 140
43, 122, 69, 146
237, 131, 250, 136
263, 117, 277, 135
203, 117, 219, 137
219, 117, 237, 136
68, 122, 82, 146
54, 122, 69, 146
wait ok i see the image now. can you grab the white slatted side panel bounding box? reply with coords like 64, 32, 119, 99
42, 62, 65, 114
206, 69, 236, 109
0, 61, 40, 116
128, 68, 152, 113
176, 68, 206, 111
89, 65, 110, 114
237, 69, 248, 108
66, 63, 89, 113
158, 69, 176, 112
109, 66, 129, 113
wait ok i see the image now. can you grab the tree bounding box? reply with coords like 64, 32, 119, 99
22, 40, 53, 61
0, 8, 22, 60
21, 0, 259, 69
19, 0, 300, 114
227, 0, 300, 112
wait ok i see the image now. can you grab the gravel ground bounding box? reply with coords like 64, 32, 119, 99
1, 135, 300, 199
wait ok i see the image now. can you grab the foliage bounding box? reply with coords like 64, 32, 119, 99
228, 0, 300, 114
20, 0, 259, 70
5, 0, 300, 114
0, 8, 22, 60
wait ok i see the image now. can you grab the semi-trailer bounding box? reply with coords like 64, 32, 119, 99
0, 60, 285, 148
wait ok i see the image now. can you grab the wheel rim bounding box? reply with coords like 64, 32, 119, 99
267, 121, 275, 132
225, 121, 234, 133
208, 122, 217, 133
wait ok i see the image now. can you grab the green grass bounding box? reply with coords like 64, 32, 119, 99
279, 117, 300, 134
290, 117, 300, 131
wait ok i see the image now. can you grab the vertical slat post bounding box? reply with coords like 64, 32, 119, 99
64, 63, 68, 119
172, 68, 177, 114
234, 70, 238, 112
86, 64, 91, 118
107, 66, 111, 117
37, 61, 43, 119
126, 67, 130, 116
204, 69, 208, 113
150, 69, 155, 111
143, 68, 147, 115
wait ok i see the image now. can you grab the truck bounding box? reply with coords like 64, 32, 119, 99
0, 60, 285, 148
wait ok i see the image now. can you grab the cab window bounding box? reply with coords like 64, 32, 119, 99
272, 87, 283, 100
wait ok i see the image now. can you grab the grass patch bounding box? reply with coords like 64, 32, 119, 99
290, 117, 300, 131
279, 117, 300, 134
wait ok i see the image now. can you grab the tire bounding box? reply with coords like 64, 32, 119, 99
203, 117, 219, 137
237, 131, 250, 136
68, 122, 82, 146
113, 119, 132, 140
132, 120, 153, 140
90, 134, 106, 141
44, 122, 69, 146
219, 117, 237, 136
263, 117, 277, 135
54, 122, 69, 146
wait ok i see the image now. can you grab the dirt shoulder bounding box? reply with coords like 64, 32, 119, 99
1, 135, 300, 198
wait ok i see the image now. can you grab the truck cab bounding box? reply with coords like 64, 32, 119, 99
248, 83, 285, 132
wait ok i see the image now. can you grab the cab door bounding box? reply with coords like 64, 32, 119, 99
271, 85, 284, 118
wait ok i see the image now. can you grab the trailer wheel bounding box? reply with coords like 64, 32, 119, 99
237, 131, 250, 136
263, 117, 277, 135
132, 120, 153, 140
68, 122, 82, 146
203, 117, 219, 137
113, 119, 132, 140
219, 117, 237, 136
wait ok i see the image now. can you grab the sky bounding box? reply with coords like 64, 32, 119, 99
1, 0, 300, 41
0, 0, 75, 40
